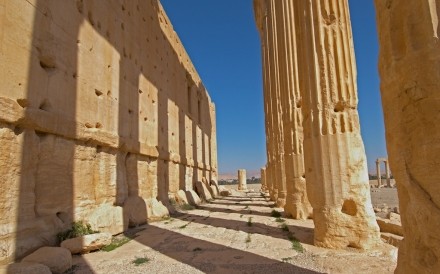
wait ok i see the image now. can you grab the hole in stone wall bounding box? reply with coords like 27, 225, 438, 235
13, 127, 24, 136
16, 99, 29, 108
341, 199, 358, 216
35, 130, 48, 140
334, 101, 346, 113
95, 122, 102, 128
39, 100, 52, 111
56, 212, 69, 224
88, 11, 95, 26
76, 0, 84, 14
96, 145, 103, 153
95, 89, 103, 97
39, 56, 57, 73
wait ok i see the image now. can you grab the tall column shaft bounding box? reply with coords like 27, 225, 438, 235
385, 161, 391, 187
261, 167, 267, 192
376, 160, 382, 187
374, 0, 440, 272
238, 169, 247, 191
273, 0, 312, 219
297, 0, 380, 249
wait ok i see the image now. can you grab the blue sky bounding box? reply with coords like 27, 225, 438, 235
160, 0, 386, 175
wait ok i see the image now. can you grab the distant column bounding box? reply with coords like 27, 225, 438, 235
261, 167, 267, 192
385, 161, 391, 187
376, 160, 382, 187
238, 169, 247, 191
297, 0, 381, 249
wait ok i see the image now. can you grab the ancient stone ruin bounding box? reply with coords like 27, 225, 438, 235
254, 0, 440, 273
0, 0, 217, 264
0, 0, 439, 273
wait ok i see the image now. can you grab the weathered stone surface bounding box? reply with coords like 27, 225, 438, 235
185, 190, 202, 205
374, 0, 440, 272
88, 204, 127, 235
237, 169, 247, 191
176, 190, 189, 205
60, 233, 112, 254
0, 262, 51, 274
147, 198, 170, 220
22, 247, 71, 274
0, 0, 217, 262
123, 196, 148, 227
195, 181, 213, 202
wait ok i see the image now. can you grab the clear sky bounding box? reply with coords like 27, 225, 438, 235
160, 0, 387, 175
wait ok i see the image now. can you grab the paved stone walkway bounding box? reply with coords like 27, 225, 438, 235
72, 189, 397, 273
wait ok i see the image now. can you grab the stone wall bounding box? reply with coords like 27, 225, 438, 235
0, 0, 217, 263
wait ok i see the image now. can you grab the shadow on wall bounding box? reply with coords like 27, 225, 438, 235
6, 0, 214, 266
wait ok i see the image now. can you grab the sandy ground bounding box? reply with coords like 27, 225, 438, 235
70, 185, 398, 274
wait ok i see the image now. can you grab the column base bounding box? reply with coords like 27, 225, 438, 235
313, 207, 381, 250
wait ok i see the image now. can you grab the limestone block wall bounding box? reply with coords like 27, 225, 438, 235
375, 0, 440, 272
0, 0, 217, 263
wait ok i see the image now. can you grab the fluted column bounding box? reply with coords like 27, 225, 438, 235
268, 0, 287, 208
374, 0, 440, 272
273, 0, 312, 219
297, 0, 380, 249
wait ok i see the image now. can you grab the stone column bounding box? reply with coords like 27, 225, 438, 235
297, 0, 380, 249
254, 0, 285, 206
374, 0, 440, 272
385, 160, 391, 188
238, 169, 247, 191
273, 0, 312, 219
376, 159, 382, 187
261, 167, 267, 192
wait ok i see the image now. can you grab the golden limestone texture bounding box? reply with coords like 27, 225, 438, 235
254, 0, 380, 248
375, 0, 440, 272
0, 0, 217, 263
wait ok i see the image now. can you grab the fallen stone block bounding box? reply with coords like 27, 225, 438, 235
185, 190, 202, 205
123, 196, 148, 227
22, 247, 71, 274
61, 232, 112, 254
381, 232, 403, 248
147, 198, 170, 220
0, 262, 51, 274
377, 217, 403, 236
176, 190, 189, 204
195, 181, 213, 201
